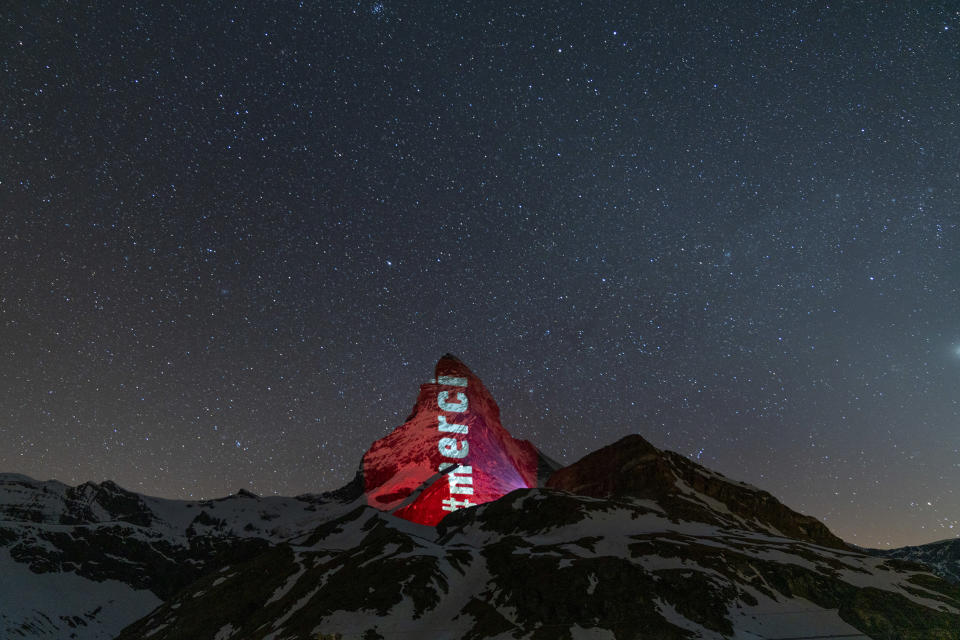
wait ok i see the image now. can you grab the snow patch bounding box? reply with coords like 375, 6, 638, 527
586, 572, 598, 595
569, 624, 616, 639
266, 556, 307, 605
0, 548, 161, 640
268, 585, 319, 634
654, 597, 724, 638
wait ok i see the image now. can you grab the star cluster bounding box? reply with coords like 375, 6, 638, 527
1, 2, 958, 547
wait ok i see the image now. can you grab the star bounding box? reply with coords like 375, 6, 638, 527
1, 0, 956, 548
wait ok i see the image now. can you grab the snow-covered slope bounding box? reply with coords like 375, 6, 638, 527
5, 350, 960, 640
873, 537, 960, 585
0, 546, 160, 639
0, 472, 361, 639
114, 436, 960, 639
116, 489, 960, 640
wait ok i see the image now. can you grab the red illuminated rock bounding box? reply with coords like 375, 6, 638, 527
362, 354, 549, 526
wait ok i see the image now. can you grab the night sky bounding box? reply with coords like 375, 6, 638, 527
2, 2, 958, 548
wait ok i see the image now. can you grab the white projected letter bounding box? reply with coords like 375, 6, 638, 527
438, 415, 468, 434
441, 496, 474, 511
437, 390, 468, 412
428, 376, 468, 386
438, 437, 468, 458
444, 465, 474, 494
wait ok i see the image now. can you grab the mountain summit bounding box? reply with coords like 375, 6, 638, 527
547, 434, 848, 550
4, 356, 960, 639
362, 354, 554, 526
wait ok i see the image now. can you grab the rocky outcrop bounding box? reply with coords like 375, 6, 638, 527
8, 356, 960, 639
874, 538, 960, 585
115, 489, 960, 640
362, 354, 554, 526
547, 434, 849, 550
0, 473, 359, 639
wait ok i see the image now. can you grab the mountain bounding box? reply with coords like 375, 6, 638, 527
874, 538, 960, 585
0, 472, 360, 639
362, 354, 557, 526
546, 434, 847, 550
112, 433, 960, 639
4, 355, 960, 639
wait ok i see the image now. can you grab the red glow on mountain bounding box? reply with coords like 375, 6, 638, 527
361, 355, 541, 526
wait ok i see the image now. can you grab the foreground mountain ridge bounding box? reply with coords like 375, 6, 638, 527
0, 471, 362, 638
4, 441, 960, 639
115, 436, 960, 639
877, 537, 960, 587
3, 355, 959, 639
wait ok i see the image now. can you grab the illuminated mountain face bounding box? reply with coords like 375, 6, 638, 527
361, 355, 541, 526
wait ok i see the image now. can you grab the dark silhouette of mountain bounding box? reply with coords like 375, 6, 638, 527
871, 537, 960, 585
547, 434, 848, 550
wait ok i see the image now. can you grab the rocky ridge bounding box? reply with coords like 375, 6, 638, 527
547, 434, 847, 550
3, 355, 960, 639
0, 472, 358, 639
117, 458, 960, 639
875, 538, 960, 585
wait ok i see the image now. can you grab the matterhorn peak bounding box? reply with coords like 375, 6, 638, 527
361, 355, 552, 526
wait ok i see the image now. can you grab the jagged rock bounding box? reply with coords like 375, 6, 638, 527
0, 473, 359, 639
873, 538, 960, 585
6, 359, 960, 639
362, 354, 554, 526
115, 489, 960, 640
547, 433, 848, 550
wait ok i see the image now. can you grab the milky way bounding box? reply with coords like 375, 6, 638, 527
1, 2, 958, 546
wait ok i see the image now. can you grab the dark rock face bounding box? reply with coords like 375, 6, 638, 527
362, 354, 550, 526
0, 476, 313, 599
0, 475, 152, 527
117, 507, 453, 640
61, 480, 154, 526
7, 357, 960, 639
874, 538, 960, 585
547, 434, 849, 550
115, 490, 960, 640
0, 473, 359, 639
8, 522, 269, 599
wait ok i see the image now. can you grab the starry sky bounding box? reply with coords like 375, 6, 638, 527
2, 1, 958, 548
